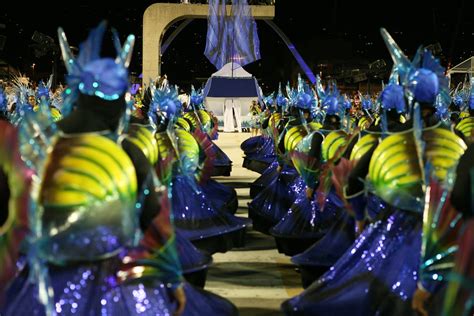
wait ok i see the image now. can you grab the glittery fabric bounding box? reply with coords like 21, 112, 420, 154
171, 175, 248, 241
3, 257, 236, 316
282, 208, 422, 316
249, 167, 301, 228
366, 194, 387, 220
291, 195, 388, 269
3, 256, 174, 315
270, 188, 344, 239
249, 161, 279, 198
200, 179, 237, 214
241, 136, 276, 165
292, 211, 355, 268
210, 141, 232, 169
241, 135, 265, 155
176, 232, 211, 275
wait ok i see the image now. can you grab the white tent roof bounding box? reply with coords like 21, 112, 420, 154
211, 62, 253, 78
448, 56, 474, 74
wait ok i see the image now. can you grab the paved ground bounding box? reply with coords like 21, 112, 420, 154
206, 132, 303, 316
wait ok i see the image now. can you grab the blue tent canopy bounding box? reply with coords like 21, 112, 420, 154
204, 76, 260, 98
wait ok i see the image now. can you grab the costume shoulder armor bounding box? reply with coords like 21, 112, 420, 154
174, 117, 192, 132
455, 117, 474, 139
369, 132, 423, 211
268, 112, 282, 130
40, 133, 137, 262
321, 130, 348, 161
175, 129, 200, 173
368, 128, 466, 211
126, 124, 158, 165
350, 133, 378, 161
423, 127, 466, 180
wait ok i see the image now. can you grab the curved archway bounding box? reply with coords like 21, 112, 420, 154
144, 3, 316, 84
142, 3, 274, 83
160, 18, 316, 84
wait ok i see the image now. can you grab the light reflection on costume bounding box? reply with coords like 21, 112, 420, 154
1, 21, 237, 316
282, 28, 467, 316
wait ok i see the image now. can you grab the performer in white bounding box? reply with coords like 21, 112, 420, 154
223, 99, 242, 132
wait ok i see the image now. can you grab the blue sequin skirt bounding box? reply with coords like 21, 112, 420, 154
270, 188, 344, 256
242, 136, 276, 174
172, 175, 248, 242
292, 194, 388, 269
271, 188, 343, 239
249, 161, 279, 198
2, 257, 237, 316
282, 208, 422, 316
291, 211, 355, 268
248, 167, 301, 233
199, 179, 238, 214
241, 136, 265, 156
176, 231, 212, 275
211, 142, 232, 176
241, 136, 276, 165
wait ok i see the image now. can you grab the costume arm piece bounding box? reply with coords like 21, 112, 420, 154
193, 128, 216, 184
0, 122, 32, 300
119, 188, 183, 289
120, 139, 182, 287
419, 176, 462, 294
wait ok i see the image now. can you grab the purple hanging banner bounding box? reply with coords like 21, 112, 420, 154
204, 0, 261, 70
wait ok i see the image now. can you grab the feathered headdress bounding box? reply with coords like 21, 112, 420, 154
275, 83, 288, 110
294, 74, 316, 110
263, 92, 275, 108
36, 75, 53, 101
148, 85, 181, 127
190, 85, 204, 110
359, 93, 373, 111
320, 80, 342, 117
380, 28, 449, 113
58, 21, 135, 115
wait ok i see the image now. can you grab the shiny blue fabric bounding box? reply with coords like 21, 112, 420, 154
292, 211, 355, 268
200, 179, 237, 213
251, 161, 279, 187
171, 175, 248, 241
283, 209, 421, 316
204, 0, 260, 69
347, 193, 367, 221
241, 136, 276, 164
249, 161, 279, 198
204, 0, 227, 70
176, 231, 212, 275
270, 188, 343, 239
3, 257, 236, 316
211, 141, 232, 169
366, 194, 387, 220
249, 166, 300, 227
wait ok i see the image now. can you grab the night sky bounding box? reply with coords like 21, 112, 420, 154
1, 0, 473, 92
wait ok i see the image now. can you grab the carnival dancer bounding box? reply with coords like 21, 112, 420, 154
1, 21, 237, 316
242, 94, 277, 174
454, 78, 474, 144
186, 87, 238, 214
248, 82, 303, 234
270, 77, 349, 256
282, 28, 466, 316
247, 90, 286, 197
147, 84, 248, 255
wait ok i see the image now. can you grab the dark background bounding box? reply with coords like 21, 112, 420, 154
0, 0, 472, 93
